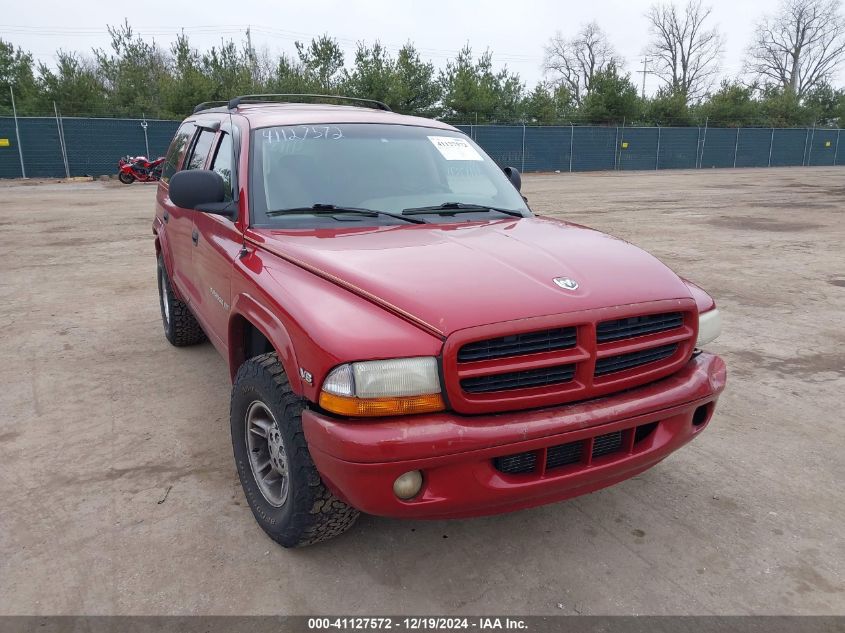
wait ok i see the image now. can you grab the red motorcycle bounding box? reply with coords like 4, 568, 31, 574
118, 155, 165, 184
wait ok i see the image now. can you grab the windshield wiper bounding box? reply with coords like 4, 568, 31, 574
401, 202, 525, 218
267, 203, 427, 224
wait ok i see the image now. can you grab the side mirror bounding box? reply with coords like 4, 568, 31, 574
503, 166, 521, 192
169, 169, 234, 217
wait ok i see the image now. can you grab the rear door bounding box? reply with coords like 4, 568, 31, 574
157, 122, 196, 298
191, 128, 242, 350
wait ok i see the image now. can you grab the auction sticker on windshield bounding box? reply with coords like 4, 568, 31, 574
428, 136, 483, 161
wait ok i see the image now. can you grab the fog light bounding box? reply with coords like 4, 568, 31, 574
393, 470, 423, 500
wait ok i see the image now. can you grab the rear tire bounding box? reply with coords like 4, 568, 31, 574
118, 172, 135, 184
157, 254, 206, 346
231, 352, 360, 547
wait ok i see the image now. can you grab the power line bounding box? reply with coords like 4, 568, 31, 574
0, 23, 543, 63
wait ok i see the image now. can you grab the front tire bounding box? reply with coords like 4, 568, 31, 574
231, 353, 359, 547
118, 172, 135, 184
157, 254, 206, 346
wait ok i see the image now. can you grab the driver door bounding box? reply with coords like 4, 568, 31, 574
157, 122, 196, 300
190, 129, 241, 351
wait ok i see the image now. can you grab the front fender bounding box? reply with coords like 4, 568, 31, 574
682, 278, 716, 313
228, 293, 301, 393
232, 248, 444, 404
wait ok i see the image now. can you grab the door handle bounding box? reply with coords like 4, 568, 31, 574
191, 229, 199, 246
162, 210, 169, 223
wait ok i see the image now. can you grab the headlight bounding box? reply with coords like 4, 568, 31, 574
319, 357, 444, 417
696, 309, 721, 347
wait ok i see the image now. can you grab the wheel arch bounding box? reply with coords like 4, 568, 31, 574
228, 294, 302, 395
154, 225, 183, 300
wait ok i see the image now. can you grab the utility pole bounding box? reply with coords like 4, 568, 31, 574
637, 57, 650, 100
246, 26, 257, 86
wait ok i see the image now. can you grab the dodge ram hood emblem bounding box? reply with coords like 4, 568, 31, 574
553, 277, 579, 290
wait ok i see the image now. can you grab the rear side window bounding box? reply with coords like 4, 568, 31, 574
185, 130, 216, 170
161, 122, 195, 184
211, 133, 234, 201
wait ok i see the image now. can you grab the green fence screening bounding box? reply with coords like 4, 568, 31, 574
1, 117, 843, 179
658, 127, 700, 169
456, 124, 844, 173
0, 116, 179, 178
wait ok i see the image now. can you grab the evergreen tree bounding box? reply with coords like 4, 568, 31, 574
646, 87, 695, 126
0, 38, 39, 115
440, 45, 523, 122
392, 44, 441, 117
295, 35, 345, 93
93, 20, 168, 116
160, 33, 213, 118
696, 81, 761, 127
579, 63, 642, 123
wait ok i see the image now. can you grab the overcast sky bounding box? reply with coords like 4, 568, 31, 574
4, 0, 833, 95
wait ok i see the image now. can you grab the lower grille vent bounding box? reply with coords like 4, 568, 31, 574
546, 440, 584, 469
492, 452, 537, 475
635, 422, 658, 443
591, 431, 623, 458
493, 421, 660, 475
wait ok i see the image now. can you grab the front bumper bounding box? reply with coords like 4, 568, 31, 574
303, 352, 726, 519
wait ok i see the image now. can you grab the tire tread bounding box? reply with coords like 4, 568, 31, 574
232, 352, 359, 547
158, 255, 206, 347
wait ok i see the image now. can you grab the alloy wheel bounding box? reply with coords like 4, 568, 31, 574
245, 401, 290, 507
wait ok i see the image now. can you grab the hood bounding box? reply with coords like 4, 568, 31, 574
250, 216, 693, 337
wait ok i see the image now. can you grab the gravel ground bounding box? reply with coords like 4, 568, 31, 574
0, 168, 843, 615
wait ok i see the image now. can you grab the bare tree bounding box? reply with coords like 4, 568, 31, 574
746, 0, 845, 97
645, 0, 724, 101
542, 22, 623, 105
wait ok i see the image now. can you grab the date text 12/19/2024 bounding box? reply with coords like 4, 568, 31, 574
307, 617, 528, 630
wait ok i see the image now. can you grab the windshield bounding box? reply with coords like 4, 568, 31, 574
249, 124, 530, 227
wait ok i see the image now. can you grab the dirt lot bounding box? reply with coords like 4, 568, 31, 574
1, 168, 843, 615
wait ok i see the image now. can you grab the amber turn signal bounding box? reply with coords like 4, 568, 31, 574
319, 392, 445, 417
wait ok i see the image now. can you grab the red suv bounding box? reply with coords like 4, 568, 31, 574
154, 95, 726, 547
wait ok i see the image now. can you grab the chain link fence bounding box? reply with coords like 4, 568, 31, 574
0, 115, 842, 179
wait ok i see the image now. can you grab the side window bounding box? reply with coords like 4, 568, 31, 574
161, 122, 195, 184
185, 130, 216, 171
210, 133, 234, 201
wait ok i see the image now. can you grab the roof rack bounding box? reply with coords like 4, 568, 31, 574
226, 94, 392, 112
192, 100, 228, 114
